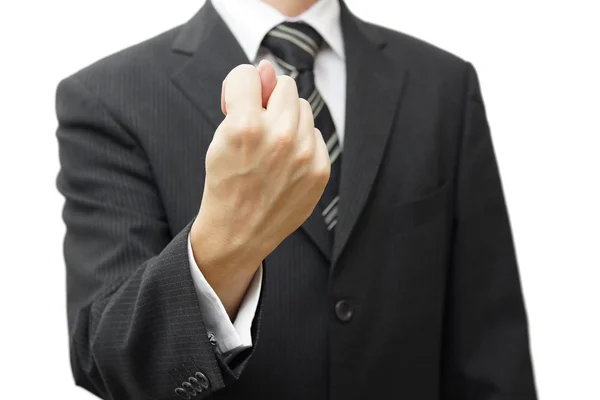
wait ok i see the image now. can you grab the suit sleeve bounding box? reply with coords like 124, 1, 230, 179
187, 236, 263, 356
441, 63, 538, 400
56, 76, 260, 400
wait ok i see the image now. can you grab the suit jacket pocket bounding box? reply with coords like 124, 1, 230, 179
390, 181, 452, 232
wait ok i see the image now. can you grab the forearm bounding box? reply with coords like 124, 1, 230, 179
193, 256, 260, 320
187, 234, 263, 356
68, 223, 228, 399
57, 75, 263, 399
190, 215, 264, 319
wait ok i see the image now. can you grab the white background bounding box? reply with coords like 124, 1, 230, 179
0, 1, 598, 399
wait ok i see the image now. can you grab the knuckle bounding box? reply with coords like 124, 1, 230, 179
299, 98, 311, 109
294, 146, 314, 166
278, 75, 298, 94
230, 64, 257, 78
299, 98, 314, 118
273, 128, 295, 149
226, 114, 263, 143
313, 162, 331, 183
224, 64, 256, 87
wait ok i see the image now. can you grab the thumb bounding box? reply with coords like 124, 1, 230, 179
257, 59, 277, 109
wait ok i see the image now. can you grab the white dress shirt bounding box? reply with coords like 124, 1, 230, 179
187, 0, 347, 357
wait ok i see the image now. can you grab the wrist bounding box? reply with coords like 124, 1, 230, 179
190, 213, 262, 274
190, 215, 262, 318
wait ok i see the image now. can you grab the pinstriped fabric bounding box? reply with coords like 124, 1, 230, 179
56, 1, 537, 399
57, 64, 252, 399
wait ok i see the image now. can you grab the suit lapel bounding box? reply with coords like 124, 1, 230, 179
332, 3, 409, 266
171, 1, 248, 128
170, 1, 333, 261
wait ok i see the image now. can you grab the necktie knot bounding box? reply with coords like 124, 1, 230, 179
262, 22, 323, 72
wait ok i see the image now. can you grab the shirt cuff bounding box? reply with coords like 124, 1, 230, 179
187, 234, 263, 355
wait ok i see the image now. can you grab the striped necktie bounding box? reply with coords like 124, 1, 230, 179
262, 22, 342, 234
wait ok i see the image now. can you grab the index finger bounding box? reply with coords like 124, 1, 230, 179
221, 64, 262, 116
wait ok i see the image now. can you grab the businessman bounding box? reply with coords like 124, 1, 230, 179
56, 0, 537, 399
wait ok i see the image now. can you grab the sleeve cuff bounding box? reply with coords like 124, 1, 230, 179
187, 234, 262, 355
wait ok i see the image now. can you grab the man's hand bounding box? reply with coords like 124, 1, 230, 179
190, 60, 330, 317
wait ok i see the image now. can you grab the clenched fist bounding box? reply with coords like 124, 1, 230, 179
190, 60, 330, 317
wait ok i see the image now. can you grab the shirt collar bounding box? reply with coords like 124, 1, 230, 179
211, 0, 345, 62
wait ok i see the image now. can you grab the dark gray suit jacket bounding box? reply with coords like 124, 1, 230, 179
56, 1, 537, 399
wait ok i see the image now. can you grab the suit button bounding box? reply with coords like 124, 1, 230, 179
335, 299, 354, 322
188, 377, 203, 393
182, 382, 196, 396
195, 371, 210, 389
175, 387, 191, 399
